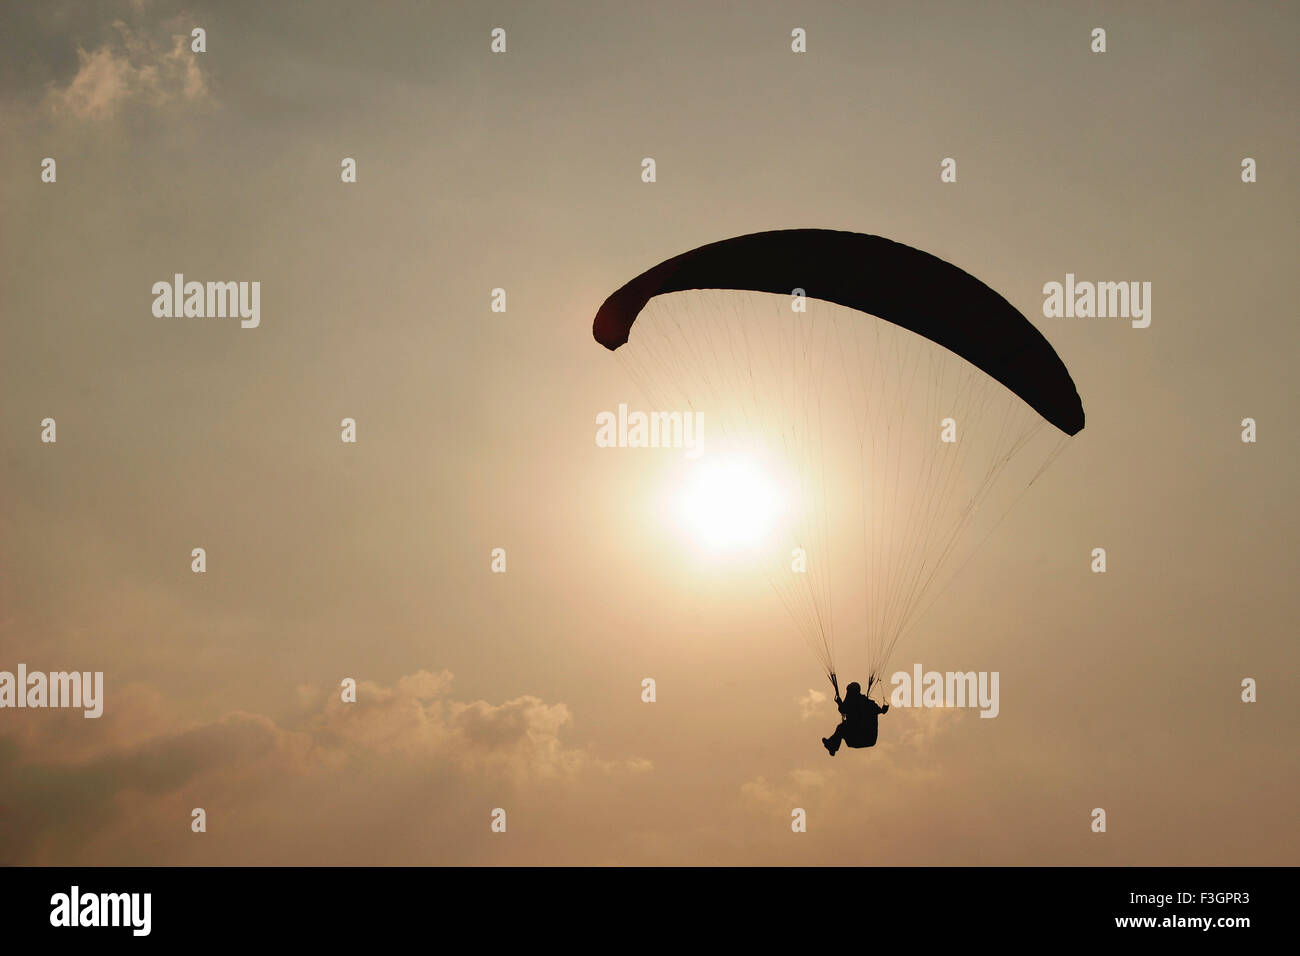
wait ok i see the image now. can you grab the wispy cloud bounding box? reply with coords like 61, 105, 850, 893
43, 16, 210, 121
796, 687, 828, 721
0, 669, 649, 864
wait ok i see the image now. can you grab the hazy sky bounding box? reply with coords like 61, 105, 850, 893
1, 0, 1296, 865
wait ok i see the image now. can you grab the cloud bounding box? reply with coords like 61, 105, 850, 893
0, 669, 649, 864
43, 17, 210, 121
308, 670, 652, 784
740, 767, 826, 809
796, 687, 828, 720
0, 709, 291, 865
749, 708, 960, 814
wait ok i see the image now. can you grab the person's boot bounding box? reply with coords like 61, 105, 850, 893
822, 736, 838, 756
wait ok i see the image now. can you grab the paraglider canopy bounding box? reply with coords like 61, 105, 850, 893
592, 228, 1084, 692
594, 229, 1083, 436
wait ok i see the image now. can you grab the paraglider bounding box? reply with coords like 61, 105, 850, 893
822, 677, 888, 755
592, 229, 1084, 751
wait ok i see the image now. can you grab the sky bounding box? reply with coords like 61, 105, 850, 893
0, 0, 1296, 865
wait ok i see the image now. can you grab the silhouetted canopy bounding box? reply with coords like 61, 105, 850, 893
593, 229, 1084, 435
592, 228, 1085, 692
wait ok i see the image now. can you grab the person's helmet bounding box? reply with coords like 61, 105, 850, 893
846, 682, 862, 696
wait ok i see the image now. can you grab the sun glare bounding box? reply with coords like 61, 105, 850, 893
674, 457, 785, 552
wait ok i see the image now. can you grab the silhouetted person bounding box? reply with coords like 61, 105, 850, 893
822, 680, 888, 755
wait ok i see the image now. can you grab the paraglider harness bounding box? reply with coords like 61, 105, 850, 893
830, 672, 883, 707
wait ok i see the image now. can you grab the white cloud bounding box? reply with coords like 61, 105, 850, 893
796, 687, 828, 721
44, 18, 211, 121
0, 669, 650, 863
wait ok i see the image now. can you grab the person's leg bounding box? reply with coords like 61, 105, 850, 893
822, 724, 843, 754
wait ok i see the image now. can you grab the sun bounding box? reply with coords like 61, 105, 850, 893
673, 456, 785, 552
